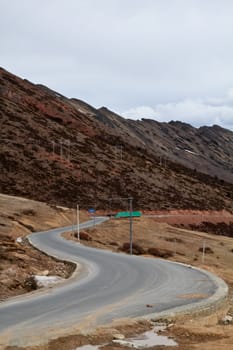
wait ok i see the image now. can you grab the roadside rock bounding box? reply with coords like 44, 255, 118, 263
16, 237, 23, 244
113, 333, 125, 340
40, 270, 49, 276
220, 315, 233, 325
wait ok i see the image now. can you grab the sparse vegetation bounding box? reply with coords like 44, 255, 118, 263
165, 237, 184, 243
76, 231, 92, 241
1, 68, 233, 211
121, 242, 145, 255
109, 241, 118, 246
0, 194, 85, 301
188, 221, 233, 237
198, 246, 214, 254
24, 275, 38, 291
147, 247, 174, 258
21, 208, 36, 216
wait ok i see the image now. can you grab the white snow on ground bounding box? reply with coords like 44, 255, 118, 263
76, 346, 100, 350
34, 275, 63, 288
113, 327, 177, 348
75, 327, 177, 350
184, 149, 199, 156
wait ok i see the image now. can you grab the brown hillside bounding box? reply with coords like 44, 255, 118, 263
0, 67, 233, 211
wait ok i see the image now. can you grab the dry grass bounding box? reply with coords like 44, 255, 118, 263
72, 217, 233, 283
0, 194, 90, 300
0, 193, 89, 239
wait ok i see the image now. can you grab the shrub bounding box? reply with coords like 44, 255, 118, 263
21, 209, 36, 216
165, 237, 183, 243
121, 242, 145, 255
147, 247, 173, 258
198, 246, 214, 254
109, 241, 118, 246
24, 275, 37, 291
75, 231, 92, 241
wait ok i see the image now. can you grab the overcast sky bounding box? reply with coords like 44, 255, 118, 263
1, 0, 233, 130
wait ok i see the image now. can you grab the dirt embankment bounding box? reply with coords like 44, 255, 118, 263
0, 194, 89, 300
143, 209, 233, 237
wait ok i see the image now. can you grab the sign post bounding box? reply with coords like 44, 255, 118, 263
129, 198, 133, 255
77, 204, 80, 241
88, 208, 96, 227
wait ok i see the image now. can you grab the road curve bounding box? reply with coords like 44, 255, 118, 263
0, 217, 228, 347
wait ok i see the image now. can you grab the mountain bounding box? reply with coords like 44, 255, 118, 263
0, 67, 233, 211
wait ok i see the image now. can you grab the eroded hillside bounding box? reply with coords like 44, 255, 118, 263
0, 67, 233, 211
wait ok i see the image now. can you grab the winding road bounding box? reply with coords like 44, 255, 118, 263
0, 217, 228, 347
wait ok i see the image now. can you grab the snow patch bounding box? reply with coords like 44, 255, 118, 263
113, 327, 177, 348
184, 149, 199, 156
76, 346, 101, 350
34, 275, 63, 288
76, 328, 177, 350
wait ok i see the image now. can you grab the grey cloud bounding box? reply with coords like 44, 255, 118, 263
122, 90, 233, 130
1, 0, 233, 129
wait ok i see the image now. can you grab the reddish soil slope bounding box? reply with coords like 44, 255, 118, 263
0, 67, 233, 211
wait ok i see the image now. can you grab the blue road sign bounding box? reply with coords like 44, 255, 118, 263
88, 208, 96, 214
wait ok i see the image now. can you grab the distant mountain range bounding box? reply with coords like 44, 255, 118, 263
0, 67, 233, 211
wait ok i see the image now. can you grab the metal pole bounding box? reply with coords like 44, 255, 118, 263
77, 204, 80, 241
202, 240, 205, 264
60, 140, 63, 159
129, 197, 133, 255
52, 141, 55, 156
65, 139, 70, 161
72, 208, 74, 236
109, 198, 112, 217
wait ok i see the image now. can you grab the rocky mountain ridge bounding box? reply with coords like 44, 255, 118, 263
0, 67, 233, 211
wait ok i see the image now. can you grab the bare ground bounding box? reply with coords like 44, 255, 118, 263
0, 194, 89, 300
1, 199, 233, 349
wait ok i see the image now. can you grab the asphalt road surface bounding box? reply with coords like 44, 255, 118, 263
0, 217, 225, 347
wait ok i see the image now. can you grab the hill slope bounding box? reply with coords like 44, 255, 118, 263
0, 67, 233, 211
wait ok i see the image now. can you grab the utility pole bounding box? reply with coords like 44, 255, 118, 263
129, 197, 133, 255
202, 240, 206, 264
52, 141, 55, 156
115, 146, 118, 159
109, 196, 134, 255
60, 139, 63, 159
77, 204, 80, 241
109, 198, 112, 222
115, 145, 123, 160
66, 139, 71, 161
72, 207, 75, 236
119, 145, 123, 160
